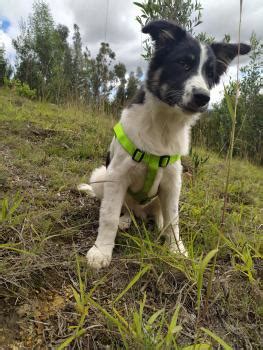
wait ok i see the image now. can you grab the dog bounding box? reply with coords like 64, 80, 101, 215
78, 20, 250, 269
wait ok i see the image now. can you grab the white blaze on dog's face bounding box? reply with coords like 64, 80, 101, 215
182, 44, 210, 110
142, 20, 251, 114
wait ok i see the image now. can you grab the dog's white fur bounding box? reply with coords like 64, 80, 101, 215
76, 20, 251, 269
79, 85, 203, 269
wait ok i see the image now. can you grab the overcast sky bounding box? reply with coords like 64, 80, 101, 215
0, 0, 262, 104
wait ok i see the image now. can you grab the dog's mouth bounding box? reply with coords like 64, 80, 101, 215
179, 103, 209, 114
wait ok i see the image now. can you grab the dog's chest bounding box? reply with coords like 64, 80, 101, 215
128, 162, 164, 198
121, 93, 195, 157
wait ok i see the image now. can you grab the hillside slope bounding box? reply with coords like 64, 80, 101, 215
0, 88, 262, 349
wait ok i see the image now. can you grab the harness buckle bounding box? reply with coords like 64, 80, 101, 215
132, 149, 145, 162
159, 155, 170, 167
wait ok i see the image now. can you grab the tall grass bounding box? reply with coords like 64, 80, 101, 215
204, 0, 251, 314
58, 249, 233, 350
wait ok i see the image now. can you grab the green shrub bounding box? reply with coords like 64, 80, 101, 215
3, 78, 36, 100
16, 81, 36, 100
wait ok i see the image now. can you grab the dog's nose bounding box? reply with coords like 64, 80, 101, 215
193, 92, 210, 107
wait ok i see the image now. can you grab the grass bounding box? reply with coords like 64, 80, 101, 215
0, 87, 262, 349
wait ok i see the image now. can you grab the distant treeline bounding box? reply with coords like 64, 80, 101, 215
0, 1, 142, 111
193, 91, 263, 165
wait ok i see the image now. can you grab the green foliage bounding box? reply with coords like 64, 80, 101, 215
134, 0, 203, 59
113, 66, 143, 112
222, 234, 257, 283
15, 81, 37, 99
134, 0, 202, 30
200, 328, 232, 350
0, 47, 12, 85
114, 62, 127, 105
195, 249, 218, 314
13, 0, 55, 98
75, 285, 230, 349
0, 193, 23, 223
190, 149, 209, 176
4, 78, 36, 99
195, 32, 215, 45
87, 284, 214, 349
88, 42, 116, 103
11, 0, 141, 109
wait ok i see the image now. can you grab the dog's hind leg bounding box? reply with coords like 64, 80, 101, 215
143, 197, 163, 230
118, 209, 132, 231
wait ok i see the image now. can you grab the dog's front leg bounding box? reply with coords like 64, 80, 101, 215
87, 179, 127, 269
159, 165, 188, 256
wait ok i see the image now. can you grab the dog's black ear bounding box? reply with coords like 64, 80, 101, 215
210, 42, 251, 83
142, 20, 186, 48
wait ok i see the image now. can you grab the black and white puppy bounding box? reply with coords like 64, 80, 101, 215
79, 20, 250, 269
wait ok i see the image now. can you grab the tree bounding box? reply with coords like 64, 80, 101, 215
48, 24, 74, 103
88, 42, 116, 104
13, 17, 40, 91
0, 47, 12, 85
13, 0, 54, 98
237, 33, 263, 163
54, 24, 74, 100
126, 67, 142, 101
13, 0, 73, 102
114, 62, 127, 105
72, 24, 85, 99
134, 0, 203, 59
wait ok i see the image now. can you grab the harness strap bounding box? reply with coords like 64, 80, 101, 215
113, 122, 180, 203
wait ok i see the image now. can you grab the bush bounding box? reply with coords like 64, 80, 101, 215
16, 81, 36, 100
3, 78, 36, 100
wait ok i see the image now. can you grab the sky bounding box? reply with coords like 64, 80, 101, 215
0, 0, 262, 104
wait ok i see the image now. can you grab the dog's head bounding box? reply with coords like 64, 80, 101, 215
143, 20, 251, 113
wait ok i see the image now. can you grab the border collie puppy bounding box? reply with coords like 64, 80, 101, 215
79, 20, 250, 269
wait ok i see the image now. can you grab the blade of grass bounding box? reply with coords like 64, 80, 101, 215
113, 264, 151, 304
165, 303, 182, 346
88, 296, 128, 333
201, 327, 233, 350
196, 249, 218, 313
0, 244, 36, 255
182, 344, 212, 350
56, 329, 86, 350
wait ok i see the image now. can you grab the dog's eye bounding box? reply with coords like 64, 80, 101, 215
178, 60, 191, 71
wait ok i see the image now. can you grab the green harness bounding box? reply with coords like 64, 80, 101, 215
113, 122, 181, 204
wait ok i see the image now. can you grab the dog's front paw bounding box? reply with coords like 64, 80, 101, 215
169, 240, 188, 257
86, 245, 112, 269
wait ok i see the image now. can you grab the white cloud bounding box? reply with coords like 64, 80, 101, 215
198, 0, 263, 41
210, 66, 238, 105
0, 30, 16, 62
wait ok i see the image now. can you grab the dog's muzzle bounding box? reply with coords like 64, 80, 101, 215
183, 88, 210, 113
